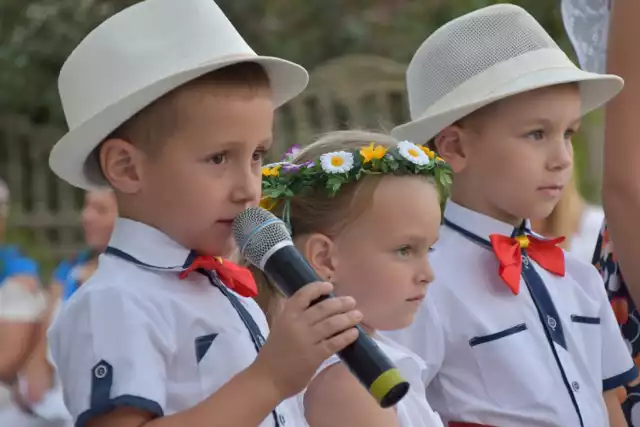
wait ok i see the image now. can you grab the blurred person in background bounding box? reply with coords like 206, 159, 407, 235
0, 177, 48, 424
564, 0, 640, 424
51, 189, 117, 302
531, 172, 605, 263
4, 189, 117, 427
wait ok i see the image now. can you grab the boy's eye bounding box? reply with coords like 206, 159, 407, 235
207, 153, 227, 165
397, 246, 412, 257
564, 129, 576, 139
428, 247, 436, 254
526, 130, 545, 140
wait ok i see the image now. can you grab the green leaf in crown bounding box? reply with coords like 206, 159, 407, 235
259, 140, 453, 212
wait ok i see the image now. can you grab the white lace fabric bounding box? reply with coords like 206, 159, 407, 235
561, 0, 611, 72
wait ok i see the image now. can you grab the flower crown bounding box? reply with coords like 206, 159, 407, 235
260, 140, 452, 223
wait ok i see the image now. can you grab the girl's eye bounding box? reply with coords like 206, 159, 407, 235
397, 246, 412, 258
428, 247, 436, 254
564, 129, 576, 139
252, 149, 267, 163
526, 130, 545, 140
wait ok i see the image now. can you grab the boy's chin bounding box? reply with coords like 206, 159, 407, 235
194, 237, 237, 259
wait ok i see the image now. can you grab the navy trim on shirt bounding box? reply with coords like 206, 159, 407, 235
104, 246, 282, 427
443, 218, 584, 427
75, 395, 163, 427
603, 366, 639, 392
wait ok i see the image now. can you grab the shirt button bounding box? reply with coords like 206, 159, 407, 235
572, 381, 580, 392
278, 414, 286, 425
94, 363, 109, 379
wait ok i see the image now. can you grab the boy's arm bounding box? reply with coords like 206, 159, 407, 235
604, 388, 628, 427
87, 362, 287, 427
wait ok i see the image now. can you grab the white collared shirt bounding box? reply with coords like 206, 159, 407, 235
383, 200, 637, 427
48, 218, 302, 427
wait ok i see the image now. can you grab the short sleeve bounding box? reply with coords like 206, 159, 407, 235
381, 296, 445, 386
48, 287, 175, 427
592, 268, 639, 390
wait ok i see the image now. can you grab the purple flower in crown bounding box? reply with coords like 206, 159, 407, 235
282, 144, 302, 162
282, 163, 302, 173
282, 160, 314, 173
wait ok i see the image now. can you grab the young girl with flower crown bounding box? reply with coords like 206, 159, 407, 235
254, 130, 451, 427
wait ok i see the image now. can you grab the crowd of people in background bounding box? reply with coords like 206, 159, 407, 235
0, 184, 116, 426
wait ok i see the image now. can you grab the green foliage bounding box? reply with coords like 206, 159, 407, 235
0, 0, 572, 128
0, 0, 591, 262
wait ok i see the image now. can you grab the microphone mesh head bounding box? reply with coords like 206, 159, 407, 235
233, 207, 292, 267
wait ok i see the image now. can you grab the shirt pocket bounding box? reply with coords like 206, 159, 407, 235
469, 323, 552, 409
194, 330, 257, 399
570, 314, 602, 374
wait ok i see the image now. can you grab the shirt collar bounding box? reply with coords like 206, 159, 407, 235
107, 218, 194, 270
443, 200, 532, 242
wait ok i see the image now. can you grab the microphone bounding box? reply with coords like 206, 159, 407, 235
233, 207, 410, 408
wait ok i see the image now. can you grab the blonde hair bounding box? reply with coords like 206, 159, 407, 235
252, 130, 434, 322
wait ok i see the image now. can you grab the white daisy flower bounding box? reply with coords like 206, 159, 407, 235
320, 151, 354, 174
397, 140, 430, 165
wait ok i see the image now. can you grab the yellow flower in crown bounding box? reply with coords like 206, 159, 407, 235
419, 145, 435, 159
320, 151, 354, 174
397, 141, 430, 165
360, 143, 387, 164
262, 164, 281, 177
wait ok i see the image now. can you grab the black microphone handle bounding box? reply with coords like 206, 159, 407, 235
262, 244, 410, 408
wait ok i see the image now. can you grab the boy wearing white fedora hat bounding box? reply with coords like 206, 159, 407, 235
47, 1, 364, 427
384, 4, 635, 427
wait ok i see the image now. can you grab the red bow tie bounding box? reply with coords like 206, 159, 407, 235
489, 234, 566, 295
179, 256, 258, 298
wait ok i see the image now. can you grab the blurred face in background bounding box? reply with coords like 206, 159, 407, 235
82, 190, 117, 252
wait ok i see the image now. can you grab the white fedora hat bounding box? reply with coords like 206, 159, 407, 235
50, 0, 309, 190
392, 3, 623, 144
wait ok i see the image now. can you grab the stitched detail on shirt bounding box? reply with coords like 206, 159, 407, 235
570, 315, 601, 325
469, 323, 528, 347
195, 333, 218, 363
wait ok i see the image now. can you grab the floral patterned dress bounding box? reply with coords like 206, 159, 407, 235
593, 222, 640, 424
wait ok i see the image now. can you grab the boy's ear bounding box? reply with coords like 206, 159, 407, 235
98, 138, 145, 194
299, 233, 336, 281
434, 125, 469, 173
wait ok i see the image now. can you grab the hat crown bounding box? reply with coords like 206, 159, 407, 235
59, 0, 255, 130
407, 4, 560, 120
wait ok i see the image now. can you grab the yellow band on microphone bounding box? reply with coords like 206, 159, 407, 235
369, 368, 405, 404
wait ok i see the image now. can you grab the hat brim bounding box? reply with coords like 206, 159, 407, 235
391, 67, 623, 144
50, 55, 309, 190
